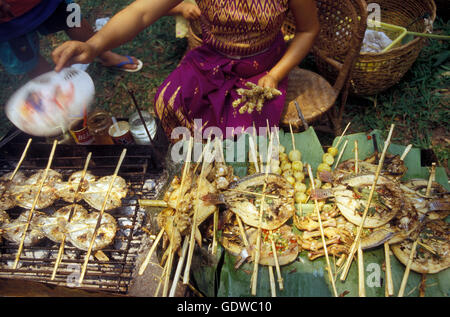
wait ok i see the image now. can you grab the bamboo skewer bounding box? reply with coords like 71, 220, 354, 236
307, 164, 338, 297
228, 189, 279, 199
335, 122, 351, 148
384, 242, 394, 296
183, 137, 208, 285
268, 266, 277, 297
169, 236, 189, 297
251, 133, 274, 296
357, 241, 366, 297
384, 143, 413, 295
13, 140, 57, 270
398, 240, 419, 297
138, 199, 168, 207
289, 123, 296, 152
333, 139, 349, 170
139, 227, 165, 275
340, 124, 395, 281
51, 152, 92, 280
400, 144, 413, 161
269, 230, 284, 290
4, 138, 32, 183
398, 163, 436, 297
354, 140, 359, 174
78, 148, 127, 285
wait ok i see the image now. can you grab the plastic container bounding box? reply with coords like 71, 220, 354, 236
128, 111, 157, 145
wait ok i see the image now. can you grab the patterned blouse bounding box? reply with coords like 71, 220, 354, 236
197, 0, 289, 57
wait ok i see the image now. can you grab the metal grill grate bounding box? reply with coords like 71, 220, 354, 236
0, 132, 169, 294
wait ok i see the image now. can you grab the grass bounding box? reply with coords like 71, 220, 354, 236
0, 1, 448, 172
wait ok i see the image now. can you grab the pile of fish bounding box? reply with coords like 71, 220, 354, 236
296, 152, 450, 274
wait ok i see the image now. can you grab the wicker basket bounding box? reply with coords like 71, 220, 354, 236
313, 0, 436, 96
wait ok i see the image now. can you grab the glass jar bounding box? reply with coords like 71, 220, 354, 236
87, 109, 114, 145
128, 111, 157, 145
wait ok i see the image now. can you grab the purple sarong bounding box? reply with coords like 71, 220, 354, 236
154, 33, 288, 141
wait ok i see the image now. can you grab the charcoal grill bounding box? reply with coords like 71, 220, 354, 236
0, 128, 170, 295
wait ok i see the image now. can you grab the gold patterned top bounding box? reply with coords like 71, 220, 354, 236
197, 0, 289, 57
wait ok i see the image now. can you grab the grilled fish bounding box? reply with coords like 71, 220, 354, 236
0, 171, 27, 210
66, 211, 117, 251
1, 210, 46, 246
55, 171, 96, 203
82, 175, 128, 211
34, 204, 88, 243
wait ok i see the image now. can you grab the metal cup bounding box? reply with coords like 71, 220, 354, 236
69, 120, 94, 145
108, 121, 134, 145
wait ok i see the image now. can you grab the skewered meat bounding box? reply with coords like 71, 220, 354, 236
207, 173, 295, 230
0, 210, 10, 243
333, 174, 403, 228
82, 175, 128, 211
1, 210, 46, 246
55, 171, 97, 203
248, 225, 299, 266
66, 211, 117, 251
0, 171, 27, 210
391, 220, 450, 274
11, 170, 62, 209
34, 204, 88, 243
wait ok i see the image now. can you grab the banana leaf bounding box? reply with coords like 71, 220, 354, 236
191, 128, 449, 297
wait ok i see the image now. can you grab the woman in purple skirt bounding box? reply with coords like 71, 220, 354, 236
52, 0, 319, 141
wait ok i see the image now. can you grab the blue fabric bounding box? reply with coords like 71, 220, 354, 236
0, 0, 63, 42
0, 32, 40, 74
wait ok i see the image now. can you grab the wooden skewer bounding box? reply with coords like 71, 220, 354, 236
251, 132, 274, 295
384, 144, 413, 295
183, 137, 209, 285
138, 199, 168, 207
51, 152, 92, 280
354, 140, 359, 174
155, 257, 169, 297
236, 216, 250, 248
269, 230, 284, 290
333, 139, 349, 170
357, 241, 365, 297
307, 164, 338, 297
384, 242, 394, 296
340, 124, 395, 281
268, 266, 277, 297
78, 149, 127, 285
13, 140, 57, 270
398, 162, 436, 297
169, 236, 190, 297
289, 123, 296, 151
400, 144, 413, 161
139, 228, 165, 275
335, 122, 351, 148
425, 163, 436, 198
398, 240, 419, 297
7, 138, 32, 181
162, 236, 175, 297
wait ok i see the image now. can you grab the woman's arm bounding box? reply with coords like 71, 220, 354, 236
258, 0, 319, 88
52, 0, 182, 71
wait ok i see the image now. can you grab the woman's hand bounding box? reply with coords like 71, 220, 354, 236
181, 3, 201, 20
52, 41, 99, 72
258, 73, 279, 89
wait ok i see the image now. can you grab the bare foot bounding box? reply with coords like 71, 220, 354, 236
98, 51, 140, 70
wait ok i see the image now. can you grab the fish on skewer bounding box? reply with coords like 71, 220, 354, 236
82, 175, 128, 211
204, 173, 295, 231
0, 171, 27, 210
11, 170, 62, 209
55, 171, 97, 203
34, 204, 88, 243
65, 211, 117, 251
391, 219, 450, 274
1, 210, 46, 246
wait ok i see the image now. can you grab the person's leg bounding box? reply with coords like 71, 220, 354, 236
65, 18, 139, 70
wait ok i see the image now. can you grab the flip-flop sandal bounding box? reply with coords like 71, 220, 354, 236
111, 56, 143, 73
